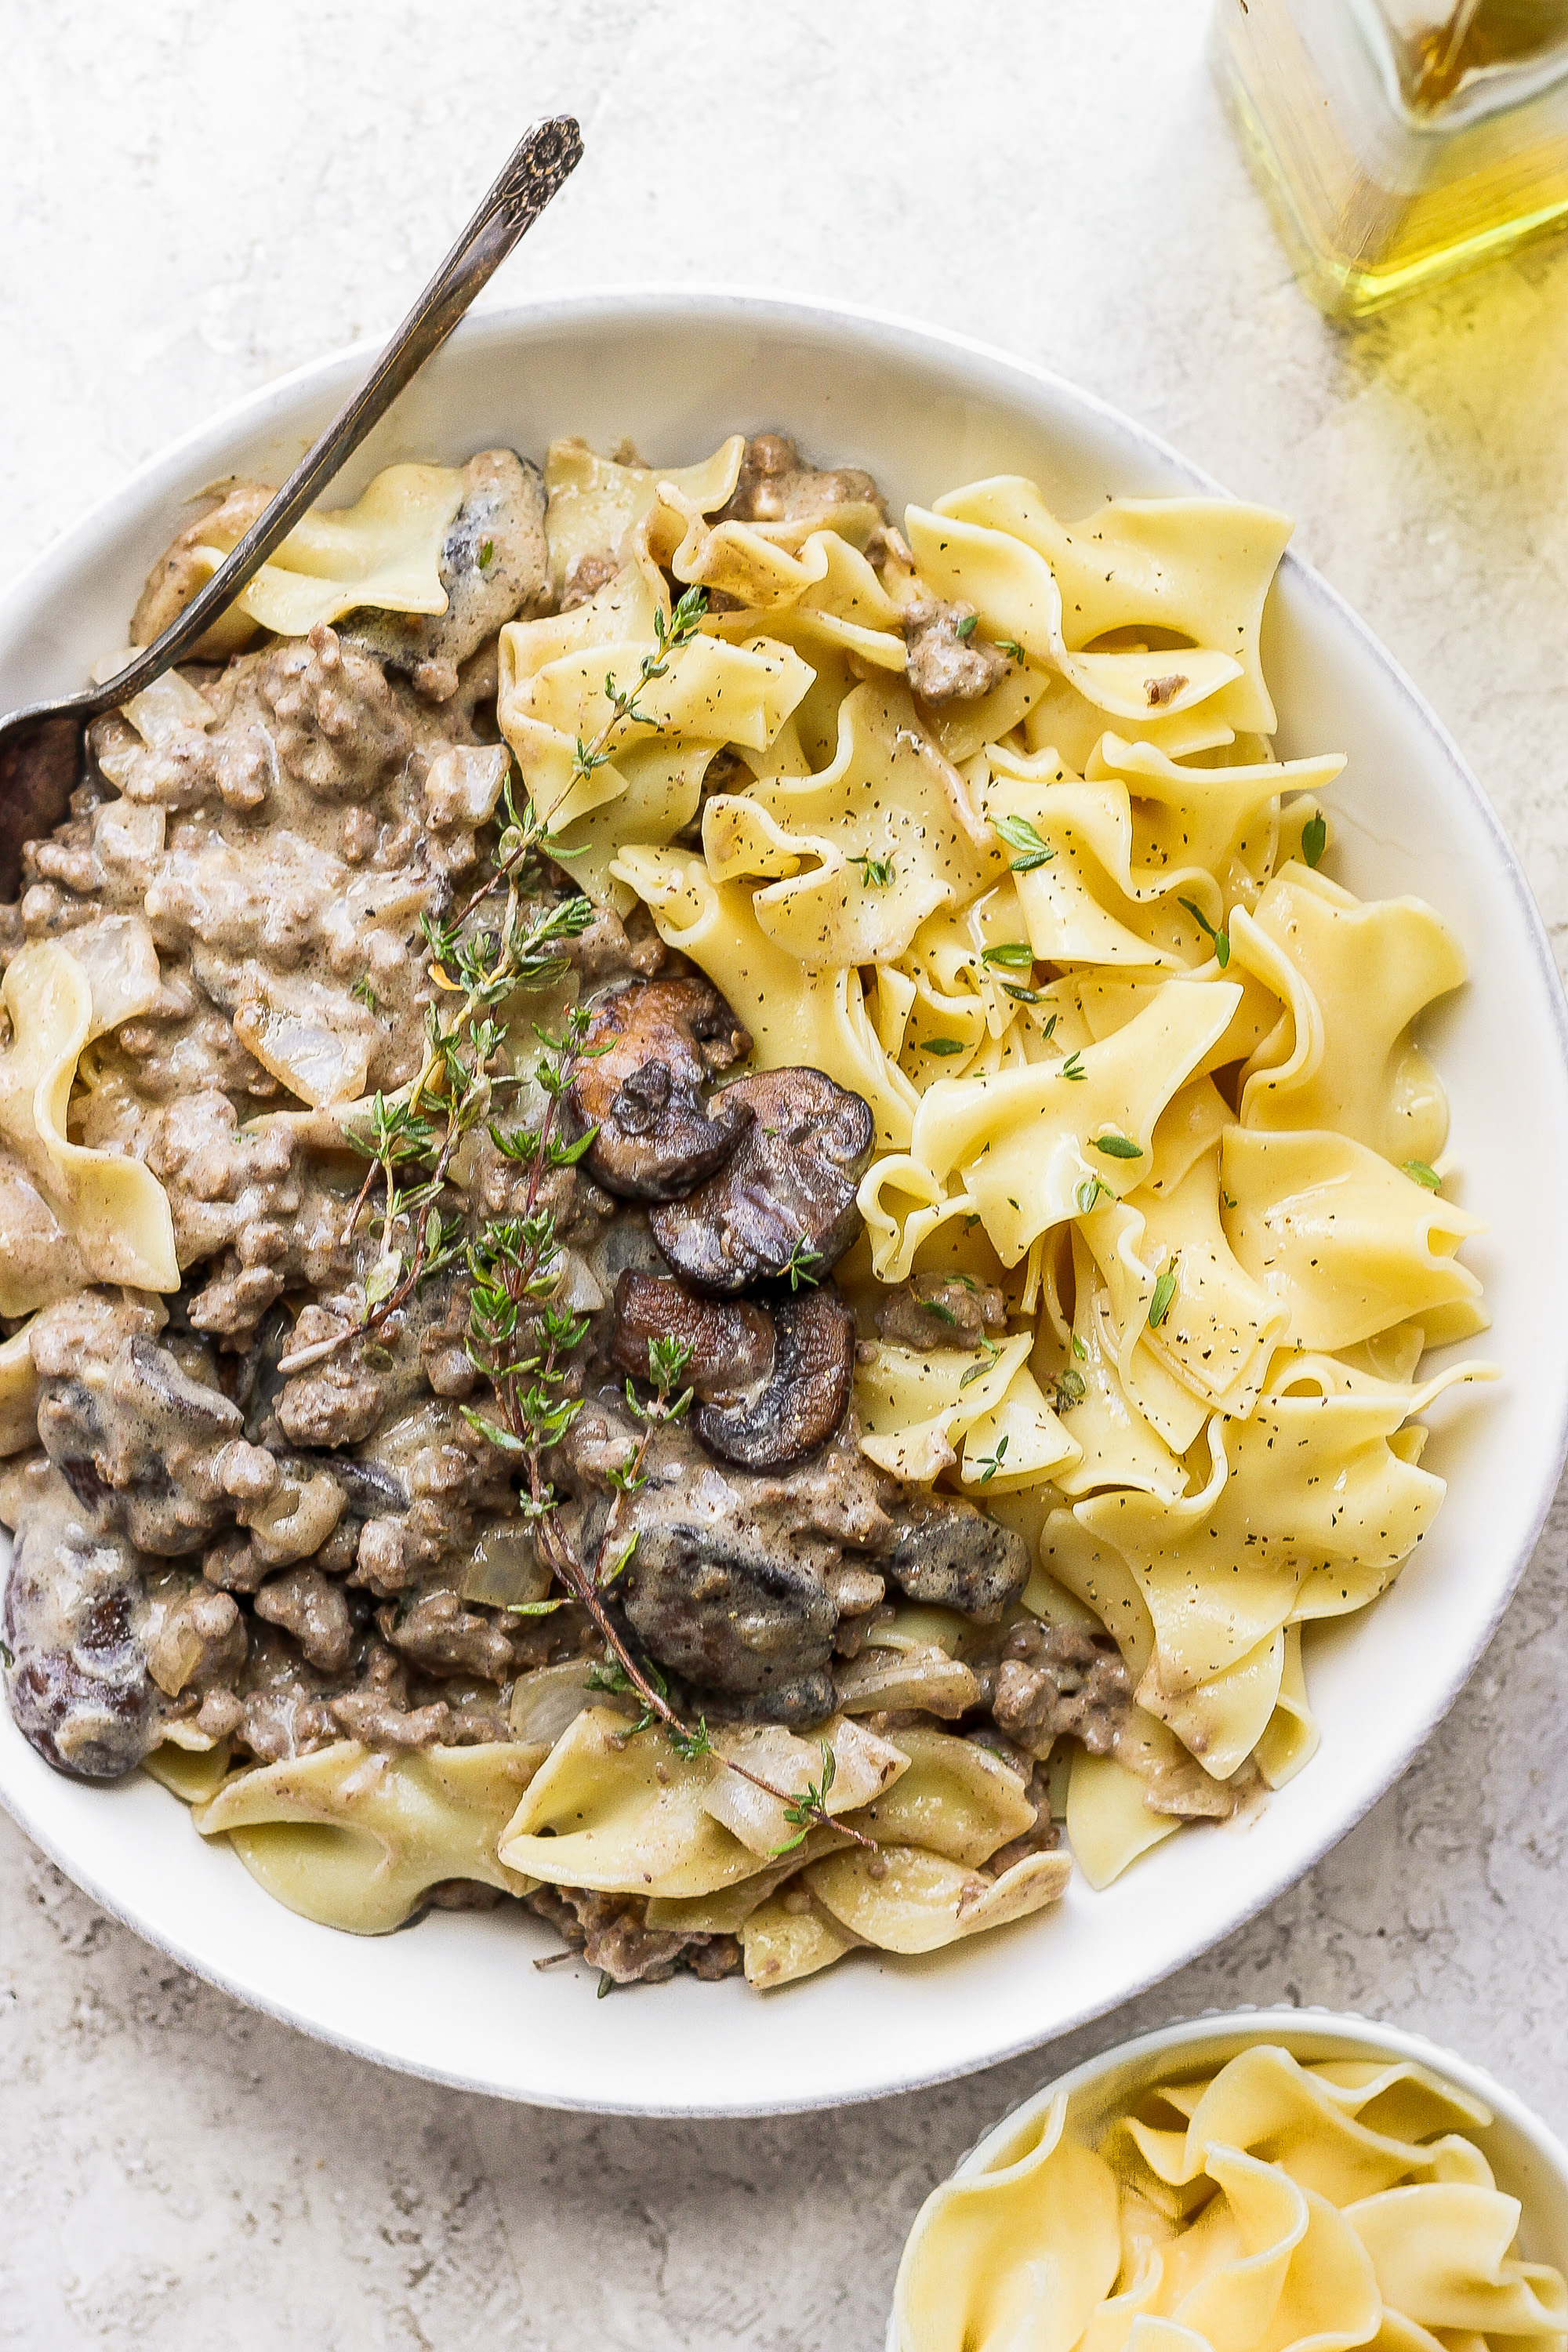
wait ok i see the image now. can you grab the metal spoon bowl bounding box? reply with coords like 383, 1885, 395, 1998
0, 113, 583, 900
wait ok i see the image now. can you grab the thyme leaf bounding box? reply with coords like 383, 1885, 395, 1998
993, 814, 1054, 873
1178, 895, 1230, 968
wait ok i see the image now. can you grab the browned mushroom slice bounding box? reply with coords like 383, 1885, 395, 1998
564, 978, 753, 1202
695, 1290, 856, 1473
611, 1272, 775, 1410
649, 1068, 874, 1294
884, 1494, 1029, 1622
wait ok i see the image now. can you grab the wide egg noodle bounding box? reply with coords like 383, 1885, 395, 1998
924, 476, 1294, 734
188, 463, 469, 637
495, 1707, 909, 1900
0, 937, 178, 1313
739, 1893, 861, 1991
906, 504, 1246, 725
903, 979, 1243, 1267
705, 529, 909, 671
801, 1840, 1070, 1956
1076, 1356, 1494, 1701
1221, 1127, 1487, 1352
854, 1331, 1077, 1485
541, 434, 745, 593
496, 555, 813, 866
1085, 737, 1346, 906
1086, 1138, 1290, 1418
1240, 868, 1466, 1166
192, 1740, 543, 1934
702, 680, 1004, 970
982, 758, 1213, 973
895, 2089, 1123, 2352
895, 2042, 1567, 2352
844, 1725, 1040, 1865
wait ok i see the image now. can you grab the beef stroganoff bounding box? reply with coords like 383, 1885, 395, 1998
0, 428, 1490, 1988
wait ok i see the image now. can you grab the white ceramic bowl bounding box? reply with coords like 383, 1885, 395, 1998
886, 2005, 1568, 2349
2, 293, 1565, 2116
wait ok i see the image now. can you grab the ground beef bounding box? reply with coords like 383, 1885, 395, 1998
989, 1621, 1134, 1757
524, 1884, 742, 1985
902, 598, 1014, 703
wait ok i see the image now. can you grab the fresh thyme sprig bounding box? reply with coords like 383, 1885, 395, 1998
570, 584, 710, 788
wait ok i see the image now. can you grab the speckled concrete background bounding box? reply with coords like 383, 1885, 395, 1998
2, 4, 1566, 2344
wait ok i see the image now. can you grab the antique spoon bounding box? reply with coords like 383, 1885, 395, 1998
0, 113, 583, 898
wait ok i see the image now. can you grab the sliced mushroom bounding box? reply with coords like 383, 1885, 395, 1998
565, 978, 753, 1201
619, 1514, 838, 1724
649, 1067, 874, 1294
695, 1290, 856, 1472
611, 1272, 775, 1409
612, 1271, 855, 1472
884, 1494, 1029, 1622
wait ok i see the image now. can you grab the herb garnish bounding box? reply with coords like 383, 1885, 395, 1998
1403, 1160, 1442, 1190
1060, 1050, 1086, 1082
1091, 1133, 1143, 1160
974, 1432, 1009, 1484
1053, 1368, 1087, 1414
781, 1238, 824, 1290
1302, 811, 1327, 869
981, 941, 1035, 971
772, 1744, 837, 1854
996, 638, 1025, 661
993, 814, 1054, 873
955, 613, 978, 642
478, 539, 495, 570
1179, 896, 1230, 968
1147, 1269, 1177, 1329
571, 585, 710, 790
851, 851, 896, 888
924, 1036, 967, 1056
350, 973, 380, 1014
1001, 982, 1044, 1004
1075, 1174, 1108, 1214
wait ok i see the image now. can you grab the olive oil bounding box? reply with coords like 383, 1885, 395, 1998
1212, 0, 1568, 314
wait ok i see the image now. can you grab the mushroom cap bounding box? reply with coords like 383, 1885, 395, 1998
565, 977, 753, 1202
649, 1066, 875, 1294
884, 1494, 1030, 1622
611, 1270, 856, 1472
619, 1511, 839, 1719
610, 1270, 775, 1410
695, 1289, 856, 1473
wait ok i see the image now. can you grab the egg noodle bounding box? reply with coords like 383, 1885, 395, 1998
895, 2039, 1568, 2352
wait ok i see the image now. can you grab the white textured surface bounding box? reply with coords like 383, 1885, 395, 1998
2, 2, 1566, 2344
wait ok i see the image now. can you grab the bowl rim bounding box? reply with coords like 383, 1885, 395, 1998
888, 2001, 1568, 2348
2, 285, 1566, 2116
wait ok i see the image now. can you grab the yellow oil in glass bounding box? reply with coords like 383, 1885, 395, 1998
1212, 0, 1568, 314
